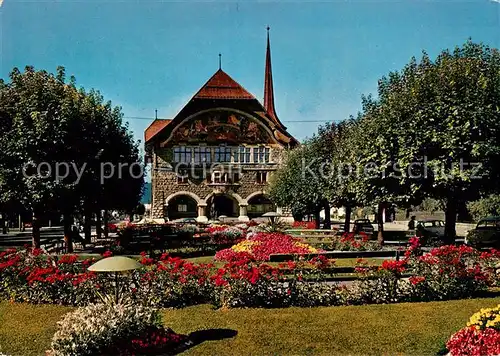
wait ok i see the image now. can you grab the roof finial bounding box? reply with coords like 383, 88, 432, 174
155, 109, 158, 120
219, 53, 222, 70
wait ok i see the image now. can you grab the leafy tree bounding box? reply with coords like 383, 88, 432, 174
418, 198, 445, 215
269, 143, 326, 227
311, 120, 361, 232
0, 66, 144, 249
354, 41, 500, 243
0, 66, 81, 247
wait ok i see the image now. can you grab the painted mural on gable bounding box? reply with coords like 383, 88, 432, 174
170, 111, 273, 144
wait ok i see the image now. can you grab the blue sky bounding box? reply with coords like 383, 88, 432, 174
1, 0, 499, 151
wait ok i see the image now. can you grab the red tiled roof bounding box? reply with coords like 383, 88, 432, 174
145, 119, 171, 143
193, 69, 255, 100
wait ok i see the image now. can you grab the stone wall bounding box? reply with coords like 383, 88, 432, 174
150, 145, 287, 220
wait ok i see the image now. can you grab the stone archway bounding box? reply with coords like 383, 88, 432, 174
165, 191, 203, 206
166, 195, 198, 220
246, 192, 276, 218
206, 193, 239, 220
165, 191, 203, 221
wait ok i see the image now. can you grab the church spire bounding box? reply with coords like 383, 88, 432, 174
264, 26, 278, 122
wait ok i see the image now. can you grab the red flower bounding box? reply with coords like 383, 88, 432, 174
57, 254, 78, 265
102, 250, 113, 258
380, 260, 406, 274
409, 276, 425, 285
447, 326, 500, 356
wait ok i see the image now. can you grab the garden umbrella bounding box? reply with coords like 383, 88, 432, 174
88, 256, 142, 303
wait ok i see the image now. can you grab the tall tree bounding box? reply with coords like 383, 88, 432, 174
0, 67, 79, 247
0, 66, 144, 249
355, 41, 500, 243
269, 143, 326, 227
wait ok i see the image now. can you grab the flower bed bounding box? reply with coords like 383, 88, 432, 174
1, 239, 499, 310
445, 305, 500, 355
328, 232, 381, 251
205, 224, 246, 244
48, 301, 186, 355
214, 232, 320, 262
292, 221, 316, 229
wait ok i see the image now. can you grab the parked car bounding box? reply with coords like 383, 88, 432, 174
415, 219, 445, 241
465, 216, 500, 249
352, 219, 375, 235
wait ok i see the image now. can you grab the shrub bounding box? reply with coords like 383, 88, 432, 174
406, 245, 492, 300
467, 195, 500, 222
48, 302, 186, 355
211, 258, 289, 308
330, 232, 380, 251
134, 253, 214, 308
0, 248, 98, 305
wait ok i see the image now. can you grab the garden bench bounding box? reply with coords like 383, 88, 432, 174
269, 250, 399, 262
286, 229, 338, 235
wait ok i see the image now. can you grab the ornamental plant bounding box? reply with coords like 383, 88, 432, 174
446, 305, 500, 355
210, 253, 293, 308
292, 221, 316, 229
0, 247, 98, 305
48, 301, 186, 355
214, 232, 320, 262
406, 244, 492, 301
330, 232, 381, 251
206, 225, 246, 244
134, 253, 214, 308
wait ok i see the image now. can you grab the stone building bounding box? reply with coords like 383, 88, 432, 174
145, 30, 298, 222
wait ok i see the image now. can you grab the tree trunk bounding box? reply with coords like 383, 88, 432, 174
19, 214, 23, 232
96, 211, 102, 240
103, 209, 109, 238
377, 203, 385, 245
344, 205, 352, 233
323, 201, 331, 230
63, 213, 73, 253
314, 209, 321, 229
1, 213, 7, 234
84, 209, 92, 244
444, 197, 457, 245
32, 210, 41, 249
405, 208, 411, 219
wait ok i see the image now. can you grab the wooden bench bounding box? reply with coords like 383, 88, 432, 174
286, 229, 338, 235
269, 250, 399, 262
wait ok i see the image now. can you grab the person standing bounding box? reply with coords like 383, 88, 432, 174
408, 216, 416, 230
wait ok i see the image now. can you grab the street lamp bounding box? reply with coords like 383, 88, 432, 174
88, 256, 142, 304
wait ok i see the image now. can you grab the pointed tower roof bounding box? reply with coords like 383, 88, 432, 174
193, 69, 255, 100
264, 27, 279, 124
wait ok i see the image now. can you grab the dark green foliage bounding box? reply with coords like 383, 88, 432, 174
467, 195, 500, 222
0, 66, 144, 246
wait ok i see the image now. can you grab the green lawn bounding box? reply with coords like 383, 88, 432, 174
1, 297, 499, 355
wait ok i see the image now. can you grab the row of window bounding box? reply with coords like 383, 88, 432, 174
177, 171, 268, 184
173, 146, 271, 164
